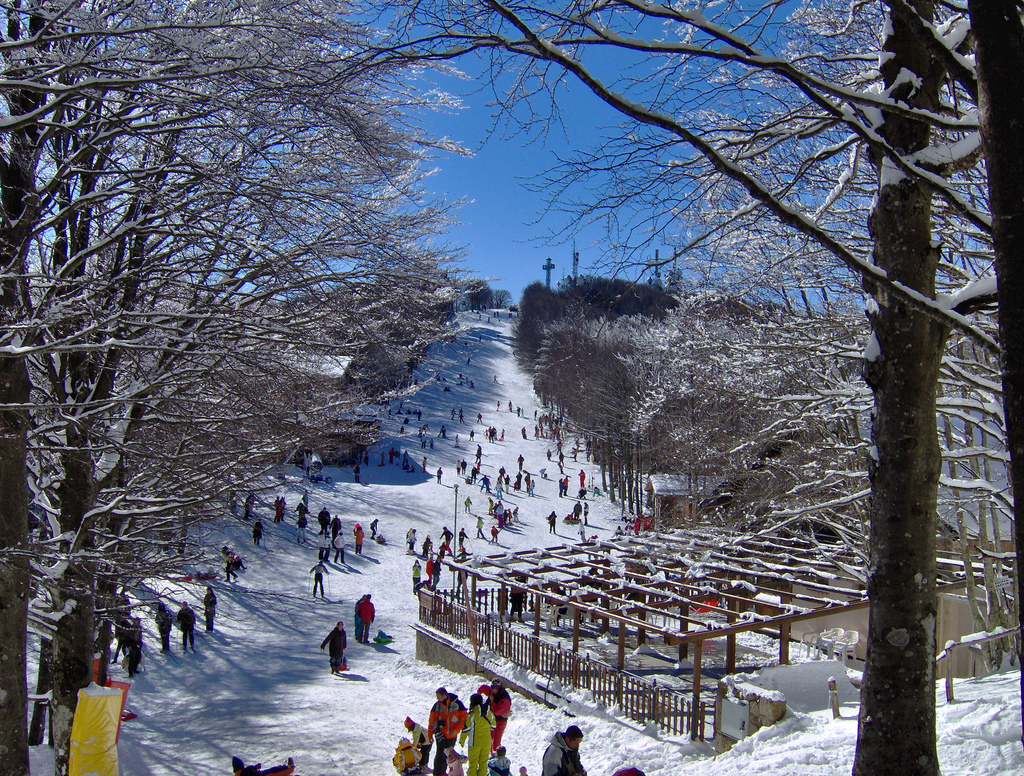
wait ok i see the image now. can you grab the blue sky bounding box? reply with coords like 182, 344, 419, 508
420, 60, 654, 303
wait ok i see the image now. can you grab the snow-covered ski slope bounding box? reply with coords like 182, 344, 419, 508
58, 312, 1020, 776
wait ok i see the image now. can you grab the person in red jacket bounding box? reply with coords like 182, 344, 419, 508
428, 687, 467, 776
488, 680, 512, 752
355, 594, 375, 643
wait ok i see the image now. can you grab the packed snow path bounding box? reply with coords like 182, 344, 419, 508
58, 312, 1021, 776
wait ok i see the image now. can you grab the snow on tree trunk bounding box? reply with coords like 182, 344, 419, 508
854, 3, 946, 775
50, 584, 94, 776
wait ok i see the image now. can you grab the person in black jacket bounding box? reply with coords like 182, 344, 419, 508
124, 617, 143, 677
156, 602, 173, 653
203, 587, 217, 631
320, 621, 347, 673
176, 602, 196, 652
112, 614, 132, 664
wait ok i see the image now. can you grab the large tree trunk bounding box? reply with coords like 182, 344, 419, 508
968, 0, 1024, 754
0, 355, 30, 776
50, 444, 100, 776
854, 3, 946, 775
50, 582, 94, 776
0, 43, 37, 770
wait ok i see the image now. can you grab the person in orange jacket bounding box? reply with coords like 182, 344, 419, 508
428, 687, 467, 776
354, 523, 365, 555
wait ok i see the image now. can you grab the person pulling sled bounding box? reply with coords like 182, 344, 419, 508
320, 621, 347, 674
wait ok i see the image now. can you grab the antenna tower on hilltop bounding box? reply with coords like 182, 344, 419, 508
543, 257, 555, 288
572, 241, 579, 282
648, 249, 663, 288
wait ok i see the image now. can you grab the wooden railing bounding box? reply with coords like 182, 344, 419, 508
420, 589, 713, 740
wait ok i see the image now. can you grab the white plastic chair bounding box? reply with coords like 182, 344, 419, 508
833, 630, 860, 664
800, 630, 822, 657
816, 628, 845, 660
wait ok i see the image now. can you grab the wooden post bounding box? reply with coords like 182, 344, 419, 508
651, 679, 658, 727
532, 594, 542, 670
944, 657, 955, 703
572, 606, 581, 653
779, 592, 791, 664
617, 616, 626, 670
828, 677, 841, 719
725, 597, 737, 674
499, 583, 507, 621
679, 603, 689, 659
691, 639, 703, 740
573, 630, 581, 687
638, 606, 647, 646
601, 597, 610, 634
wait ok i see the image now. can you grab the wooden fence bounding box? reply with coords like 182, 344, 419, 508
420, 589, 713, 740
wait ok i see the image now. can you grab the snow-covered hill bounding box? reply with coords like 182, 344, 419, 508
34, 311, 1022, 776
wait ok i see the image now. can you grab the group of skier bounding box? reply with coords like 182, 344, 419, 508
395, 680, 599, 776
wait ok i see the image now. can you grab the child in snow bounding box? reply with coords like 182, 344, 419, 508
487, 748, 511, 776
446, 748, 467, 776
394, 738, 420, 774
404, 716, 432, 772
